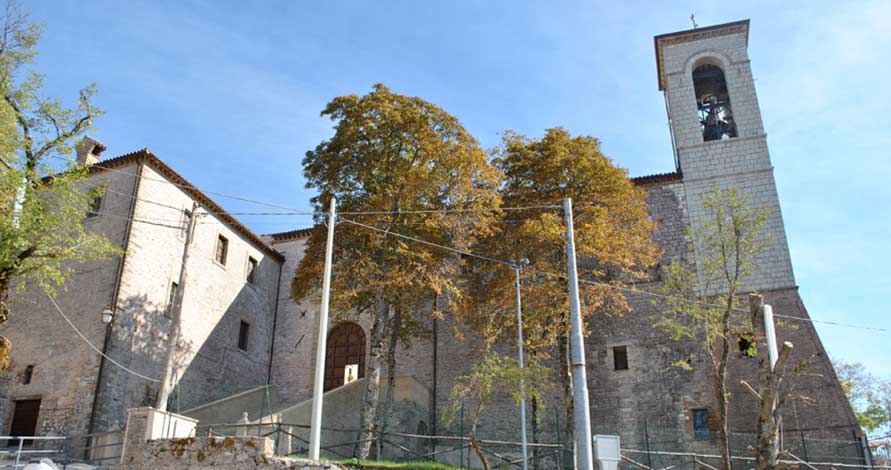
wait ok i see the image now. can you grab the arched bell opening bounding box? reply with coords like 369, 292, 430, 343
693, 63, 738, 141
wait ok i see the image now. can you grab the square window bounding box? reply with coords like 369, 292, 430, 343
246, 257, 258, 284
613, 346, 628, 371
238, 320, 250, 351
216, 235, 229, 265
693, 408, 710, 439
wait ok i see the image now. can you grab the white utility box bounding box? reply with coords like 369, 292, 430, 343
593, 434, 621, 470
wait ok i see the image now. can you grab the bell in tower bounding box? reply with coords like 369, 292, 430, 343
693, 63, 737, 141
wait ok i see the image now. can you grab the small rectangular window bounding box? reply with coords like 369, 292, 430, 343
237, 321, 250, 351
693, 408, 710, 439
22, 365, 34, 385
613, 346, 628, 371
216, 235, 228, 265
246, 257, 258, 284
166, 282, 178, 316
179, 209, 192, 239
86, 194, 103, 218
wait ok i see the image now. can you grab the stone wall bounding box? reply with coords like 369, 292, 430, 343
123, 436, 341, 470
95, 160, 283, 432
661, 24, 796, 294
269, 235, 320, 406
0, 164, 138, 438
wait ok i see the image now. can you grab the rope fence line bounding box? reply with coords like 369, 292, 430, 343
193, 420, 885, 470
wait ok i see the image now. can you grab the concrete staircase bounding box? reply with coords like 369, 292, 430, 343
181, 377, 432, 459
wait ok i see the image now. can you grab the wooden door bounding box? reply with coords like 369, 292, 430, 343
9, 399, 40, 446
324, 322, 366, 391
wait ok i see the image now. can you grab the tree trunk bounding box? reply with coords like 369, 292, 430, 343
715, 357, 732, 470
749, 294, 793, 470
377, 304, 402, 458
469, 427, 490, 470
0, 275, 12, 371
558, 331, 574, 468
531, 396, 541, 470
0, 275, 11, 325
356, 297, 389, 460
715, 299, 734, 470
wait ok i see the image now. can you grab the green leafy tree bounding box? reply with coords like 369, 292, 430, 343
444, 352, 551, 470
292, 84, 502, 460
0, 2, 116, 369
458, 128, 660, 447
654, 188, 768, 470
833, 359, 891, 433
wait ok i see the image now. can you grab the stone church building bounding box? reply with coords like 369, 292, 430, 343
0, 20, 867, 466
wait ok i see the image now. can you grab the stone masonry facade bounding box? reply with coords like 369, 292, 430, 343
0, 18, 864, 468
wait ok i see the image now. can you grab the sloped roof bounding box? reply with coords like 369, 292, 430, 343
91, 149, 285, 262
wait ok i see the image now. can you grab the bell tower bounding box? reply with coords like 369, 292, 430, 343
655, 20, 795, 292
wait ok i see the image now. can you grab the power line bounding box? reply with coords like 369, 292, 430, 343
340, 217, 891, 336
48, 154, 316, 215
339, 217, 515, 268
338, 204, 561, 216
772, 313, 889, 333
45, 292, 160, 383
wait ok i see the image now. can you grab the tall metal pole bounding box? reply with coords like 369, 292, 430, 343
563, 198, 594, 470
309, 197, 336, 460
763, 304, 778, 370
156, 202, 199, 410
515, 261, 529, 470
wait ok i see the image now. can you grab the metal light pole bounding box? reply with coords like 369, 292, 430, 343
514, 259, 530, 470
309, 197, 337, 460
563, 197, 594, 470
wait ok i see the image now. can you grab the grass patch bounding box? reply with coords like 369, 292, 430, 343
325, 458, 463, 470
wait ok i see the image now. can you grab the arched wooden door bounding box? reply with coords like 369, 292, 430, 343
324, 322, 366, 391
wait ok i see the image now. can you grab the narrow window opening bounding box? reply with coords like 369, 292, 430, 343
692, 408, 710, 439
22, 365, 34, 385
166, 282, 178, 316
613, 346, 629, 371
216, 235, 229, 265
738, 334, 756, 358
86, 193, 103, 218
246, 257, 258, 284
693, 63, 737, 142
179, 209, 192, 239
238, 320, 250, 351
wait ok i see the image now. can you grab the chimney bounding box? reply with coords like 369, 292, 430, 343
75, 136, 107, 166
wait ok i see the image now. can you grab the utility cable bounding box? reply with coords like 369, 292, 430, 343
46, 292, 160, 383
340, 217, 890, 335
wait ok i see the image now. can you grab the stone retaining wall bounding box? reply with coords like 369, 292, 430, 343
123, 436, 341, 470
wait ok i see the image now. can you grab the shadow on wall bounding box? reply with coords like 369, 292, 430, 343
94, 255, 277, 432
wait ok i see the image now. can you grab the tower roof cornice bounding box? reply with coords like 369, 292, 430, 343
654, 19, 750, 91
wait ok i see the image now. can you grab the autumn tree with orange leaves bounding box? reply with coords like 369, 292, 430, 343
456, 128, 660, 451
292, 84, 502, 460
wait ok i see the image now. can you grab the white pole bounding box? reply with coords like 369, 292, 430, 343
156, 202, 199, 411
309, 197, 336, 460
763, 304, 778, 370
515, 264, 529, 470
563, 198, 594, 470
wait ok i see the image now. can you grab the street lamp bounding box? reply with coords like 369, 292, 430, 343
101, 307, 114, 325
513, 258, 530, 470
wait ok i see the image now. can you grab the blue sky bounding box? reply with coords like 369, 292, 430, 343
28, 1, 890, 376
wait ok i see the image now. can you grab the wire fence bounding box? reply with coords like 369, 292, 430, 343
190, 418, 886, 470
0, 432, 123, 469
